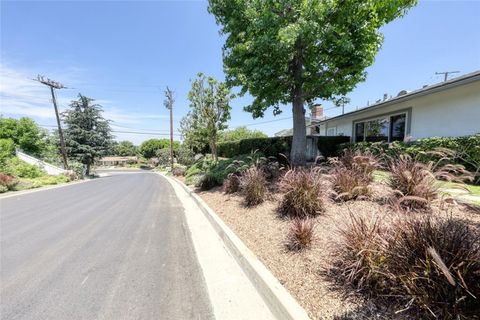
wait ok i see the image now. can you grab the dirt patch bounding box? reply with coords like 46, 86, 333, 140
196, 182, 479, 320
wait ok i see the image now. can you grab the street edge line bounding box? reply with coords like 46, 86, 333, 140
0, 178, 92, 199
159, 173, 311, 320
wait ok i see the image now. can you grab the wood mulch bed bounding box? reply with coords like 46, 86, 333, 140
193, 181, 480, 320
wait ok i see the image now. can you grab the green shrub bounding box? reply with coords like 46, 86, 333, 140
196, 172, 219, 190
340, 134, 480, 183
176, 146, 195, 166
156, 148, 172, 167
0, 185, 8, 193
217, 137, 291, 158
184, 153, 263, 186
172, 166, 186, 176
2, 157, 45, 178
317, 136, 350, 158
217, 136, 350, 160
0, 138, 15, 164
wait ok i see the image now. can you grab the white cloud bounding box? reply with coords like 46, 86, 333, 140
0, 63, 168, 125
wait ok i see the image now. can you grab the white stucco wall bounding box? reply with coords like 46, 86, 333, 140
320, 79, 480, 140
16, 150, 67, 176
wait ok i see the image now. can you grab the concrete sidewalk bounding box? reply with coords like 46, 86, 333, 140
166, 175, 276, 320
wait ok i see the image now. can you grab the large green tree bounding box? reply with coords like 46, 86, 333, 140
219, 126, 268, 143
62, 94, 113, 175
208, 0, 417, 165
182, 73, 233, 161
139, 139, 179, 159
0, 116, 47, 156
112, 140, 138, 156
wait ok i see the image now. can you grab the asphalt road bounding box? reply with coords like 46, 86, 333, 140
0, 172, 214, 320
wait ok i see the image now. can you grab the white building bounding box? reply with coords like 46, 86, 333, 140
317, 70, 480, 142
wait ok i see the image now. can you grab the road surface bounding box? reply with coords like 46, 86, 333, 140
0, 171, 214, 320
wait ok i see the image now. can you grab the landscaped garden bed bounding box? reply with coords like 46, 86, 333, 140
176, 145, 480, 320
197, 184, 479, 319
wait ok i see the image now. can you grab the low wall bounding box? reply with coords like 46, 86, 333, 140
16, 150, 67, 176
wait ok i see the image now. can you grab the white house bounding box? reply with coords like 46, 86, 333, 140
316, 70, 480, 142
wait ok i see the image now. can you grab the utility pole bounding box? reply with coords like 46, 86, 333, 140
435, 71, 460, 82
164, 87, 174, 170
34, 75, 69, 169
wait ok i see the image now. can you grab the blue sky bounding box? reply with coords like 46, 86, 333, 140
1, 0, 479, 144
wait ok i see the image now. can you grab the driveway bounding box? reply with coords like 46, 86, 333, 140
0, 172, 213, 319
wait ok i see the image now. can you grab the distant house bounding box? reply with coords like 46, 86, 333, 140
317, 70, 480, 142
274, 104, 325, 137
96, 156, 138, 167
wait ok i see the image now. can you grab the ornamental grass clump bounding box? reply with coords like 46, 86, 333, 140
388, 153, 471, 211
334, 214, 480, 319
329, 150, 379, 201
387, 217, 480, 319
333, 214, 389, 293
279, 168, 325, 218
223, 173, 240, 194
239, 166, 267, 206
286, 218, 316, 251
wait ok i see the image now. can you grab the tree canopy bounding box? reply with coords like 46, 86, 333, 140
139, 139, 179, 159
219, 126, 268, 143
180, 73, 233, 161
111, 140, 138, 156
62, 94, 113, 175
0, 116, 47, 156
208, 0, 417, 165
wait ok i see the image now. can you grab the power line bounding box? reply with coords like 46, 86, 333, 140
39, 124, 180, 136
110, 123, 170, 132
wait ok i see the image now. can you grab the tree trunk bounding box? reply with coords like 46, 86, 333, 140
290, 93, 307, 166
86, 162, 91, 176
211, 140, 218, 162
290, 43, 307, 167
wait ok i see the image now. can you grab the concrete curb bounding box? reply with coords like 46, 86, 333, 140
160, 173, 311, 320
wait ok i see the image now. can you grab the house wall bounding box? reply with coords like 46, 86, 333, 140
321, 80, 480, 140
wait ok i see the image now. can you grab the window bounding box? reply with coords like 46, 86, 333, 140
354, 123, 364, 142
327, 127, 336, 136
354, 113, 406, 143
390, 114, 406, 142
365, 118, 389, 142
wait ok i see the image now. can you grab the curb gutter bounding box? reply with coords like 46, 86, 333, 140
161, 173, 311, 320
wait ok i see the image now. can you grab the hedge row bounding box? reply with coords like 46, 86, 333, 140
217, 136, 350, 159
340, 134, 480, 183
217, 137, 292, 158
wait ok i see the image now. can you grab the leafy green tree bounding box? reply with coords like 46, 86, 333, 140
208, 0, 417, 165
179, 113, 209, 153
184, 73, 233, 161
62, 94, 113, 175
219, 126, 268, 143
139, 139, 179, 159
0, 116, 47, 156
113, 140, 138, 156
